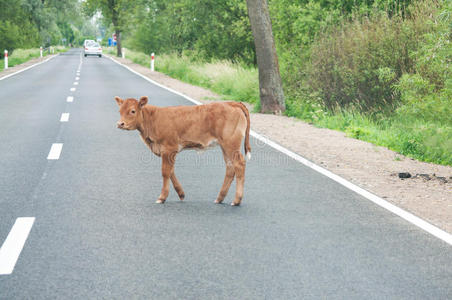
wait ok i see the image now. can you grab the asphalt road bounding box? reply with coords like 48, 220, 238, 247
0, 49, 451, 299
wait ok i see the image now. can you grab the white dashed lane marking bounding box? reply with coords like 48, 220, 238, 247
60, 113, 70, 122
0, 217, 35, 275
47, 143, 63, 160
2, 54, 82, 276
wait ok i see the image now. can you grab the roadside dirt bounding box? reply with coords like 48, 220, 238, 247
6, 54, 450, 233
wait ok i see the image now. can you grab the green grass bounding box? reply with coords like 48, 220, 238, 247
106, 47, 259, 106
0, 46, 67, 71
106, 47, 451, 166
305, 110, 452, 166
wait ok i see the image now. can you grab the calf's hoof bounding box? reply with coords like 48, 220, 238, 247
214, 199, 224, 204
179, 193, 185, 201
231, 197, 242, 206
156, 199, 165, 204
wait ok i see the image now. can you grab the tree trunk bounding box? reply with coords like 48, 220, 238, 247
111, 6, 122, 57
246, 0, 285, 114
115, 29, 122, 57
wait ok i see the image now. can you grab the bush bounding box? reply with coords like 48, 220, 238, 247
0, 21, 20, 57
395, 74, 452, 124
281, 1, 452, 165
307, 3, 437, 112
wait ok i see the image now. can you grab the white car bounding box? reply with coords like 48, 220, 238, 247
84, 42, 102, 57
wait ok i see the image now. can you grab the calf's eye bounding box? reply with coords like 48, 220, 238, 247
131, 110, 136, 114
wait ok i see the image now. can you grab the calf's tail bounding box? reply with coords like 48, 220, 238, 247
236, 102, 251, 160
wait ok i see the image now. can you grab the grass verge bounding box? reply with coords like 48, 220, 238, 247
105, 47, 259, 106
313, 111, 451, 166
0, 46, 67, 71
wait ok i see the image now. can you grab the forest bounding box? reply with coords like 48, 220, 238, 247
0, 0, 97, 55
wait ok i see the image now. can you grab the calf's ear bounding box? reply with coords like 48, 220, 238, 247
139, 96, 148, 107
115, 96, 124, 106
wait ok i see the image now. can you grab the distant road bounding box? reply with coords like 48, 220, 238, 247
0, 49, 451, 299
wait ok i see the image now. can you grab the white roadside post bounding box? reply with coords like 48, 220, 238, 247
151, 53, 155, 71
4, 50, 8, 69
40, 46, 43, 58
122, 48, 125, 59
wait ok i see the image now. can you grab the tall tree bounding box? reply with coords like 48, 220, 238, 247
83, 0, 134, 56
246, 0, 285, 113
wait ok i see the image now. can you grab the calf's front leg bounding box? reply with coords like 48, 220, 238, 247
156, 151, 176, 204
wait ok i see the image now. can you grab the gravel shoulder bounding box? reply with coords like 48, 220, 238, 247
7, 54, 451, 233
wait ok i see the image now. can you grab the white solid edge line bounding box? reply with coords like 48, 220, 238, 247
60, 113, 70, 122
47, 143, 63, 160
73, 82, 78, 85
67, 96, 74, 102
70, 87, 76, 92
250, 131, 452, 246
106, 55, 452, 246
0, 54, 59, 81
0, 217, 35, 275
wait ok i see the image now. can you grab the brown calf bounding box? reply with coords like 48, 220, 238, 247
115, 96, 251, 206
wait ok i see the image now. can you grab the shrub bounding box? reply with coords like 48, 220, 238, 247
307, 3, 437, 112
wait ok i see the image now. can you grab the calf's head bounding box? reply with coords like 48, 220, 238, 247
115, 96, 148, 130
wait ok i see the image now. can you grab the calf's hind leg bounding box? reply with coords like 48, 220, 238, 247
171, 171, 185, 201
231, 151, 246, 206
215, 145, 246, 206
